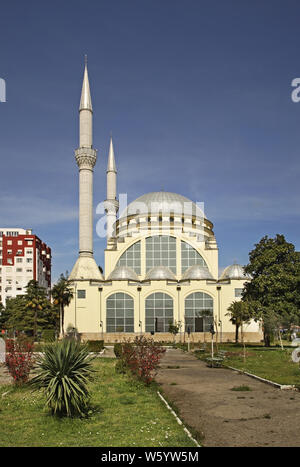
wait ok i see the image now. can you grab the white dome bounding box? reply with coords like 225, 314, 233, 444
120, 191, 205, 219
145, 266, 176, 281
107, 266, 139, 281
220, 264, 251, 281
181, 265, 214, 281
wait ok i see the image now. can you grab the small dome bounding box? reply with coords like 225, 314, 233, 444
219, 264, 251, 281
107, 266, 139, 281
145, 266, 176, 281
181, 265, 214, 281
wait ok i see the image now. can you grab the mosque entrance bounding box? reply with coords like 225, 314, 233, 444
195, 317, 204, 332
155, 317, 165, 332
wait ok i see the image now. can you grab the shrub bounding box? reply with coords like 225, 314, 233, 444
5, 337, 35, 385
86, 340, 104, 352
114, 343, 123, 358
121, 336, 166, 385
30, 338, 95, 417
115, 358, 128, 375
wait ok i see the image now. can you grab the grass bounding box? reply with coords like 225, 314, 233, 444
0, 358, 196, 447
194, 343, 300, 386
230, 385, 252, 391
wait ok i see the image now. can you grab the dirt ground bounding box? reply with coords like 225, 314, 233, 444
156, 348, 300, 447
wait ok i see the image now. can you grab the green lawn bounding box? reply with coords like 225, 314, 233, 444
194, 343, 300, 386
0, 358, 196, 447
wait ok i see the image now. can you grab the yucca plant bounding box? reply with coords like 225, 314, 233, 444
31, 339, 95, 417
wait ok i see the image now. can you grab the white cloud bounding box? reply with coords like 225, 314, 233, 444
0, 195, 77, 226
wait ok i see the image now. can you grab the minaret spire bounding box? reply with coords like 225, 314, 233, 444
69, 59, 103, 281
79, 57, 93, 112
104, 135, 119, 240
107, 135, 117, 174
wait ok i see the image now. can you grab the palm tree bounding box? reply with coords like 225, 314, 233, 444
226, 300, 251, 344
51, 273, 73, 338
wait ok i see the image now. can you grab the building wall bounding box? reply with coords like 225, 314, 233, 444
64, 279, 261, 343
0, 228, 51, 306
65, 228, 261, 342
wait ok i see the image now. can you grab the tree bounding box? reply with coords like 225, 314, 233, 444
1, 282, 56, 338
226, 300, 251, 344
168, 320, 182, 344
25, 280, 52, 340
4, 295, 29, 334
0, 302, 10, 332
243, 234, 300, 346
51, 273, 74, 337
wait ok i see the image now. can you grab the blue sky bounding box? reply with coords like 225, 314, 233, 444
0, 0, 300, 282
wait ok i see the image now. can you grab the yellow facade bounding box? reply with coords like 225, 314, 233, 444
65, 204, 262, 343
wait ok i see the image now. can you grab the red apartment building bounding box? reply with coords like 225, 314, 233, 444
0, 228, 51, 306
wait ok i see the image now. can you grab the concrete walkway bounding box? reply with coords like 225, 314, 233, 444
156, 349, 300, 447
0, 364, 11, 386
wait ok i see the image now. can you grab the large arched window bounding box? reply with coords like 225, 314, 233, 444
106, 293, 134, 332
116, 241, 141, 275
181, 240, 207, 273
146, 236, 176, 273
184, 292, 213, 332
145, 292, 173, 332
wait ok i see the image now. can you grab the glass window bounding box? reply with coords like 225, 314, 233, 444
146, 236, 176, 273
184, 292, 213, 332
181, 241, 207, 273
145, 292, 174, 332
77, 290, 86, 299
117, 241, 141, 275
106, 293, 134, 332
235, 288, 243, 298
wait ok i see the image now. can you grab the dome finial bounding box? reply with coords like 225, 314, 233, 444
84, 54, 88, 66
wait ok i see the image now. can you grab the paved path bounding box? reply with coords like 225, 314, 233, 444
156, 349, 300, 447
0, 364, 11, 386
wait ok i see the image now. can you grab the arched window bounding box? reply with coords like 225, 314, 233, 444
181, 240, 207, 273
184, 292, 213, 332
146, 236, 176, 273
106, 293, 134, 332
116, 241, 141, 274
145, 292, 173, 332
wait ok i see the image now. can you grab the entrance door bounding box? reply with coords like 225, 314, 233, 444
155, 317, 165, 332
195, 317, 204, 332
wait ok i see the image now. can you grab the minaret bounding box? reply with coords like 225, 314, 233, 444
69, 58, 103, 281
104, 136, 119, 240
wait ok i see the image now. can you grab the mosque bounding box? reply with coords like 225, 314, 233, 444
64, 61, 262, 343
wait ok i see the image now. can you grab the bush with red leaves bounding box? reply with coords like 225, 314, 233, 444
5, 337, 35, 385
120, 336, 166, 385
